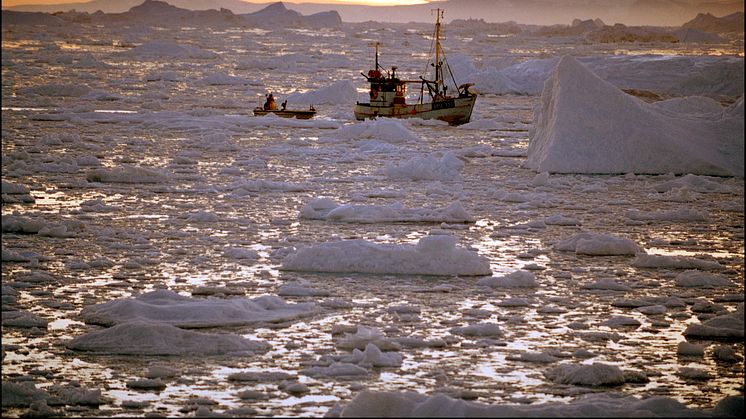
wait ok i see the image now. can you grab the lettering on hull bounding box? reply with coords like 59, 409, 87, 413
431, 99, 455, 110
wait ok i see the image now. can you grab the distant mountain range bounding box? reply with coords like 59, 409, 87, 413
4, 0, 744, 26
682, 11, 744, 33
3, 1, 342, 28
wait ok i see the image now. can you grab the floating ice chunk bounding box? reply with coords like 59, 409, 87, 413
2, 311, 49, 328
126, 378, 166, 390
226, 179, 315, 193
677, 341, 706, 356
79, 289, 319, 328
86, 165, 170, 184
636, 305, 667, 315
506, 351, 559, 363
299, 198, 474, 223
339, 390, 724, 416
325, 118, 418, 143
2, 181, 31, 196
674, 271, 733, 288
554, 232, 643, 256
17, 83, 91, 97
652, 174, 735, 194
651, 186, 695, 203
544, 214, 581, 226
287, 80, 357, 105
581, 278, 632, 291
1, 381, 50, 407
684, 305, 744, 339
281, 235, 491, 276
631, 254, 724, 270
2, 215, 45, 234
457, 119, 502, 130
450, 322, 502, 337
384, 152, 464, 181
300, 362, 369, 378
67, 321, 268, 356
197, 72, 260, 86
120, 40, 219, 59
227, 371, 296, 382
223, 247, 260, 260
601, 316, 641, 328
145, 70, 181, 82
79, 199, 117, 213
391, 336, 447, 348
627, 208, 708, 221
344, 343, 403, 368
713, 345, 743, 363
531, 171, 550, 186
145, 364, 179, 379
496, 297, 531, 307
277, 282, 329, 297
2, 249, 31, 262
186, 211, 219, 223
677, 367, 713, 380
477, 270, 538, 288
545, 362, 626, 386
336, 326, 400, 352
527, 56, 744, 176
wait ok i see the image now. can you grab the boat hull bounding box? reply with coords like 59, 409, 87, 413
253, 108, 316, 119
353, 95, 476, 126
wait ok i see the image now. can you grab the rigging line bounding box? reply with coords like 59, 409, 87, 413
443, 55, 459, 92
421, 27, 436, 79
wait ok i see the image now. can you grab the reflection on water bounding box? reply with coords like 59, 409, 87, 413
2, 15, 743, 419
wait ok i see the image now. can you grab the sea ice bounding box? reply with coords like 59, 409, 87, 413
281, 234, 491, 276
66, 321, 268, 356
79, 289, 320, 328
299, 198, 474, 223
554, 232, 643, 255
477, 270, 538, 288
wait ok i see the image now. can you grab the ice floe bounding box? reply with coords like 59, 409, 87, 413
299, 198, 474, 223
338, 390, 740, 417
66, 321, 269, 355
553, 232, 643, 256
281, 235, 491, 276
79, 289, 320, 327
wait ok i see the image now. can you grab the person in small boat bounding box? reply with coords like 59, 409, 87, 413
263, 93, 277, 111
281, 100, 287, 111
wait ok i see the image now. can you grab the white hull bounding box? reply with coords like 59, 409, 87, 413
354, 95, 476, 126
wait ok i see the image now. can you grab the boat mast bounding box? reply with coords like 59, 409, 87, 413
434, 8, 443, 93
375, 41, 380, 72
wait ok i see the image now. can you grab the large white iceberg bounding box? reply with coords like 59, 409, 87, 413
281, 235, 491, 276
527, 56, 744, 176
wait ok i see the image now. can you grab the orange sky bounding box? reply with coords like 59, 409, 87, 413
2, 0, 430, 7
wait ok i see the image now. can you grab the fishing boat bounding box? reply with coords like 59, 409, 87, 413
254, 93, 316, 119
354, 9, 477, 126
253, 106, 316, 119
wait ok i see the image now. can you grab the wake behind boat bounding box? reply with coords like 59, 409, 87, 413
354, 9, 477, 126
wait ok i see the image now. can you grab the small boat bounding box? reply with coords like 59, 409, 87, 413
354, 8, 477, 126
253, 106, 316, 119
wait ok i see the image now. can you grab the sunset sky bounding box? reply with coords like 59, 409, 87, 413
3, 0, 431, 7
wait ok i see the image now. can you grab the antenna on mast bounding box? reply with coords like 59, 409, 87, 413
431, 8, 445, 94
368, 41, 382, 71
